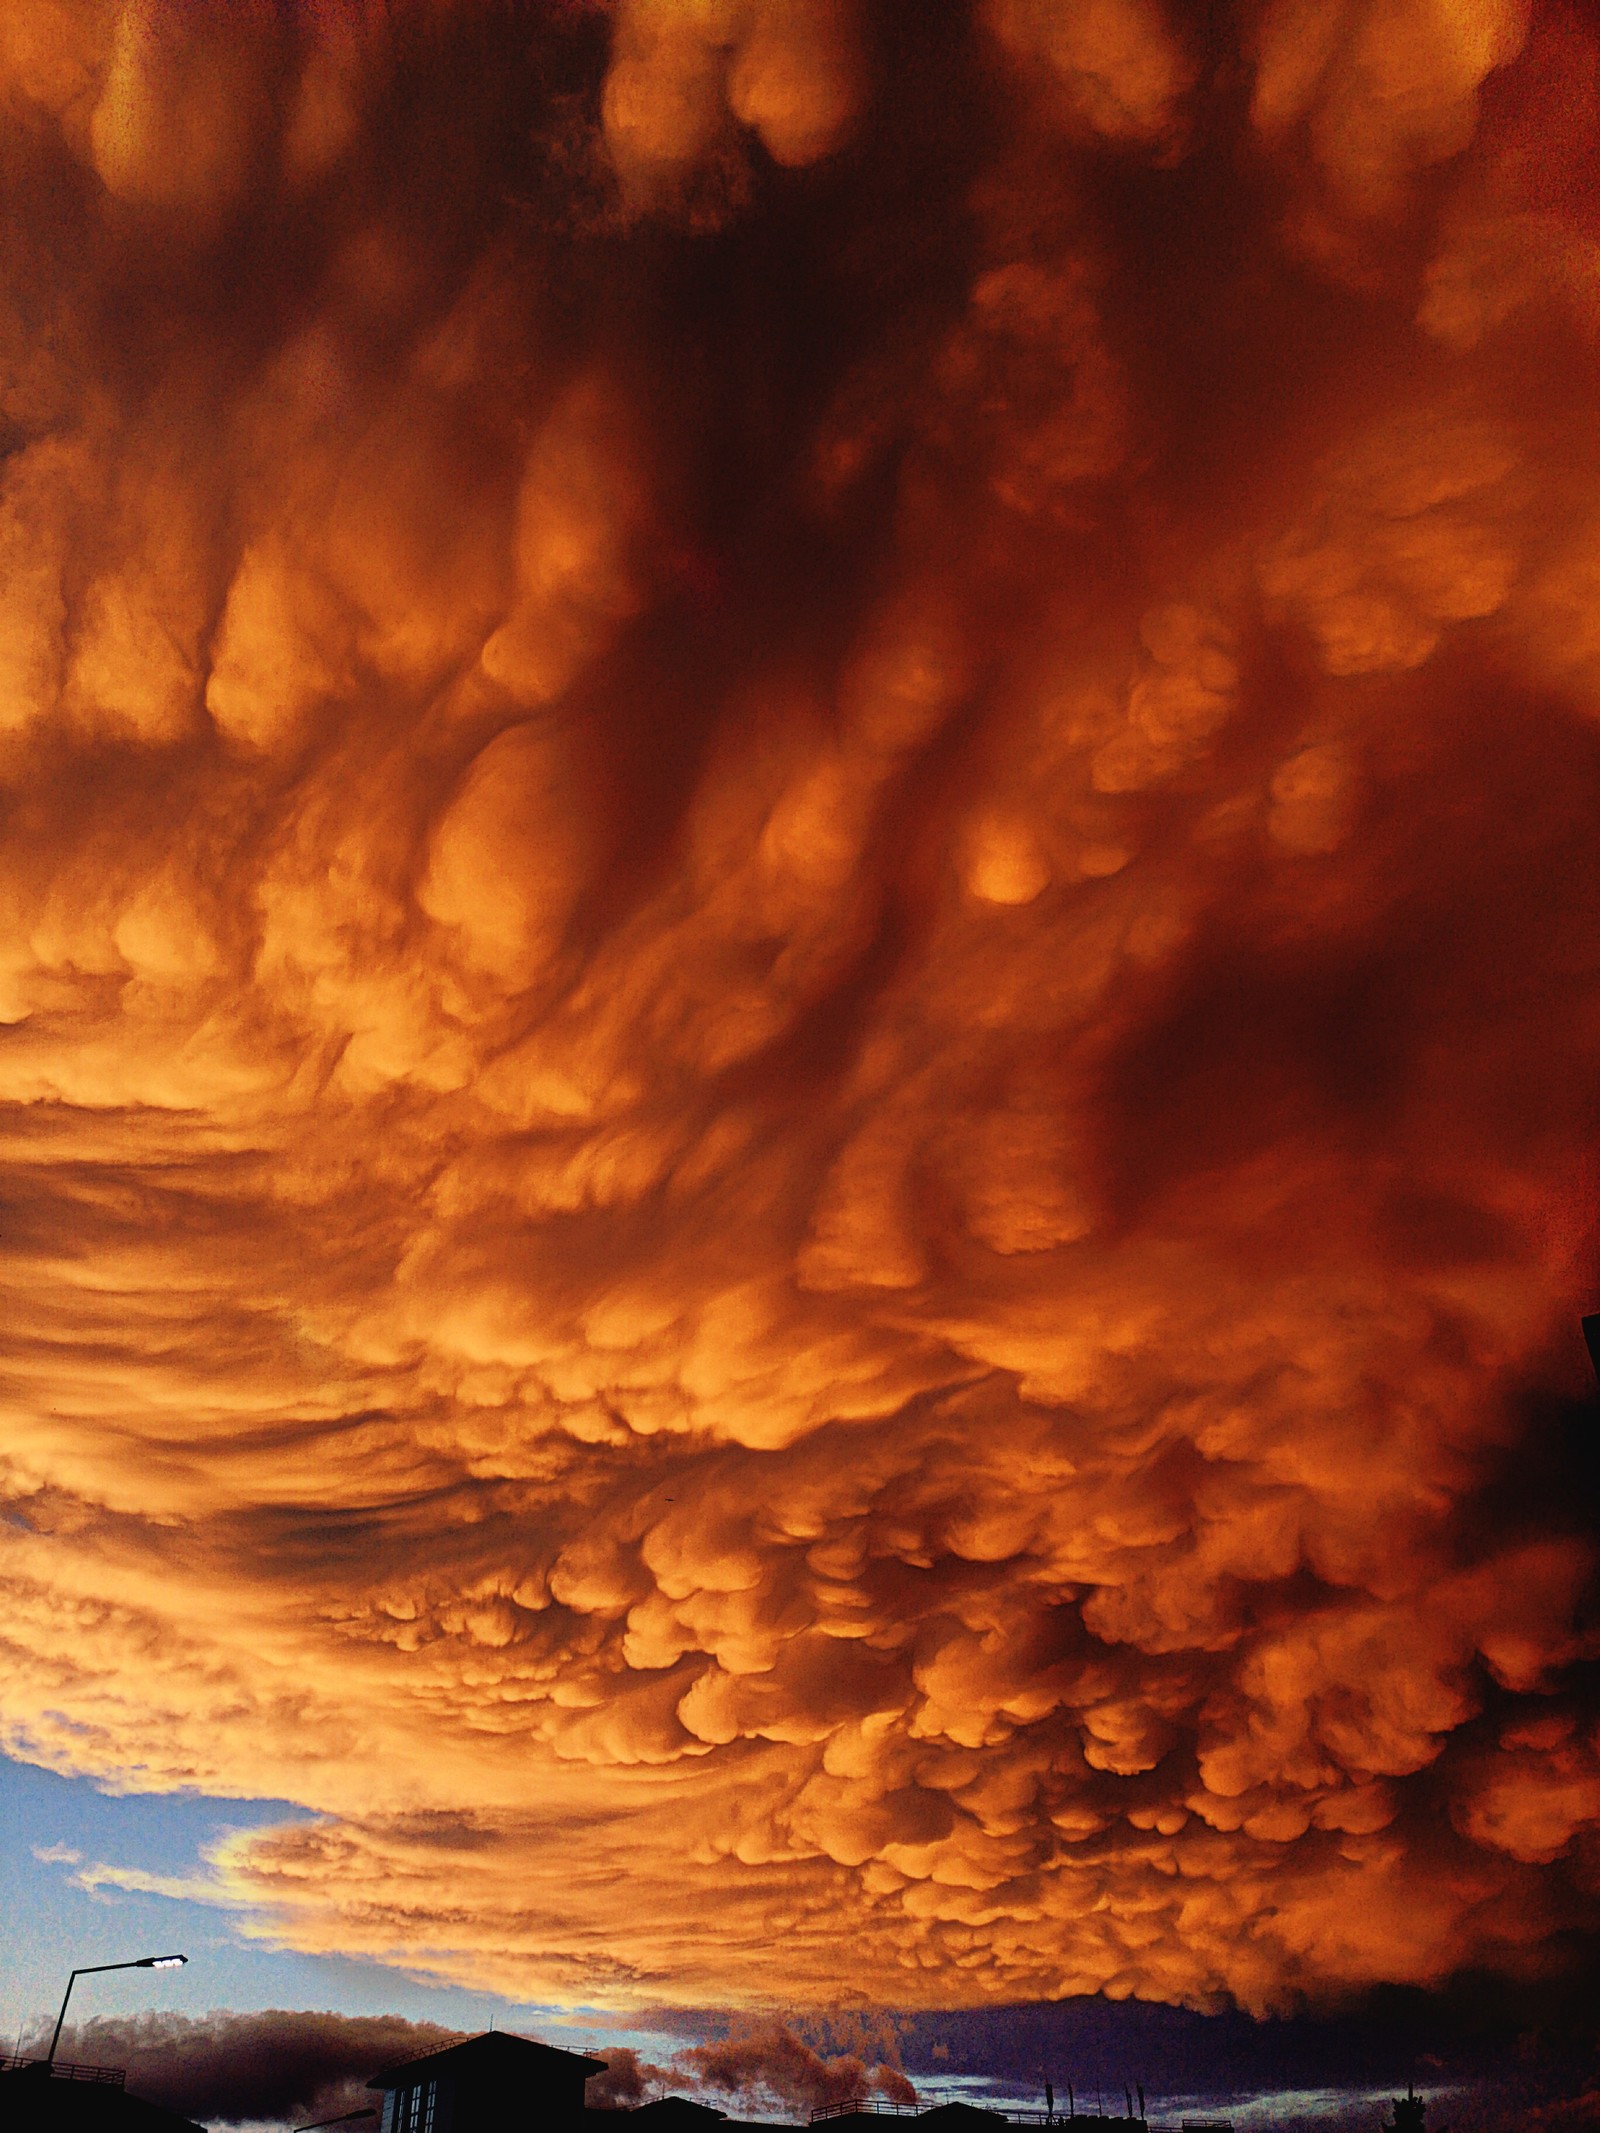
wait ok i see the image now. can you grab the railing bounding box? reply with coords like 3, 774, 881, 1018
807, 2107, 1162, 2132
1009, 2117, 1147, 2127
0, 2058, 127, 2087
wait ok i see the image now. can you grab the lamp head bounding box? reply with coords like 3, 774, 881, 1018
137, 1956, 187, 1970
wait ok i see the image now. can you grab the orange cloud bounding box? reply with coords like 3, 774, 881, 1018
1, 0, 1598, 2023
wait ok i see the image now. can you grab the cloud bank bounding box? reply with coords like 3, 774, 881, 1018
44, 2012, 911, 2127
50, 2012, 460, 2127
2, 0, 1600, 2018
40, 1997, 1600, 2131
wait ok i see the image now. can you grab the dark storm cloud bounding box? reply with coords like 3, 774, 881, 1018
55, 2012, 460, 2127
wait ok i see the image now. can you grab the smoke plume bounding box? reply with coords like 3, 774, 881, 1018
52, 2012, 460, 2127
2, 0, 1600, 2020
677, 2024, 915, 2116
46, 2012, 909, 2128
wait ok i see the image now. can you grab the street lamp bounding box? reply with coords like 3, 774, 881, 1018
47, 1956, 188, 2065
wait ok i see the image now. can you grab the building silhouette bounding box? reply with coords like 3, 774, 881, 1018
0, 2057, 204, 2133
368, 2034, 609, 2133
0, 2028, 1228, 2133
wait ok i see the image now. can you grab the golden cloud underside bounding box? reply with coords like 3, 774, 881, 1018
3, 0, 1600, 2013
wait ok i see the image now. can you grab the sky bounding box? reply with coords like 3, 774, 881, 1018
2, 0, 1600, 2123
0, 1755, 520, 2043
8, 1755, 1593, 2133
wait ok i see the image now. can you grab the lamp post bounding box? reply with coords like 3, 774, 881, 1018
46, 1956, 187, 2066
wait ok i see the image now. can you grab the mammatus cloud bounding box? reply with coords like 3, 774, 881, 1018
2, 0, 1600, 2018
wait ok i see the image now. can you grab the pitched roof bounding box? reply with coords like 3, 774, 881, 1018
367, 2034, 608, 2092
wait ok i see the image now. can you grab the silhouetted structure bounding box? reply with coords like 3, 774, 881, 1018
369, 2034, 609, 2133
0, 2059, 203, 2133
806, 2104, 1147, 2133
1382, 2091, 1426, 2133
356, 2034, 1169, 2133
1024, 2120, 1145, 2133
